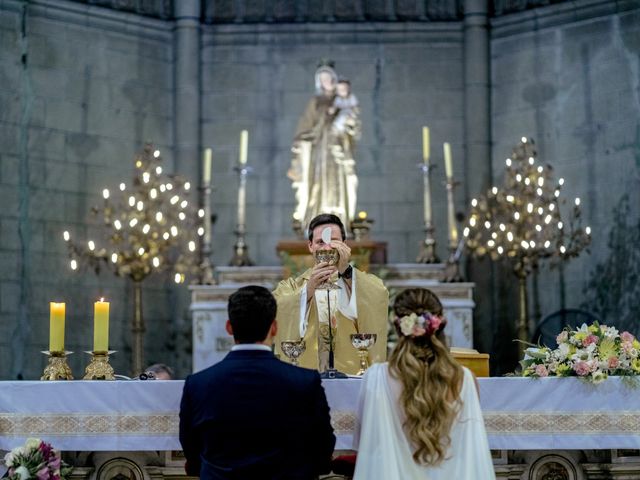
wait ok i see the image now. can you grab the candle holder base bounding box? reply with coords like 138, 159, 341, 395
41, 351, 74, 381
83, 351, 116, 380
417, 236, 440, 264
230, 241, 254, 267
350, 218, 374, 242
442, 251, 464, 283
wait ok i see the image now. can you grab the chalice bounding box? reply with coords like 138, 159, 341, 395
280, 340, 306, 367
314, 249, 340, 290
350, 333, 377, 376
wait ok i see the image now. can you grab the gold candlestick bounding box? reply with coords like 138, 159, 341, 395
443, 176, 463, 282
83, 351, 116, 380
41, 351, 73, 381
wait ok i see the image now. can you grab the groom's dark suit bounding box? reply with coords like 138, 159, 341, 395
179, 347, 336, 480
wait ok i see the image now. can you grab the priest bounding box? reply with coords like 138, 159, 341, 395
274, 213, 389, 375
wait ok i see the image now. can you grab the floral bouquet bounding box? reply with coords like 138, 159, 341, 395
2, 438, 72, 480
521, 322, 640, 383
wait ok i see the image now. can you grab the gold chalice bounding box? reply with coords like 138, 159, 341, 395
314, 248, 340, 290
280, 340, 306, 367
350, 333, 377, 376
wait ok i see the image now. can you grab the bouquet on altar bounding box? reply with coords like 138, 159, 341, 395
2, 438, 72, 480
521, 322, 640, 383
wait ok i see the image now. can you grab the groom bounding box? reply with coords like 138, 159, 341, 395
179, 285, 336, 480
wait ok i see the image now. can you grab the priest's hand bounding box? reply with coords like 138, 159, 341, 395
331, 241, 352, 275
307, 262, 338, 298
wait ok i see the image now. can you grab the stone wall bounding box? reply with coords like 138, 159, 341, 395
0, 0, 178, 379
489, 2, 640, 370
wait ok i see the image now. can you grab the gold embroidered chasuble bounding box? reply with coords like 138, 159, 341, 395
273, 267, 388, 375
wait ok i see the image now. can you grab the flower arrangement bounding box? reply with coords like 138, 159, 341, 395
521, 322, 640, 383
394, 312, 445, 338
2, 438, 72, 480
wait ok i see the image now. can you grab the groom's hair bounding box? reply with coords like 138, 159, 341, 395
308, 213, 346, 241
228, 286, 277, 343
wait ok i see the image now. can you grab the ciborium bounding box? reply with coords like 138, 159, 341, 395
350, 333, 377, 376
280, 340, 306, 367
314, 249, 340, 290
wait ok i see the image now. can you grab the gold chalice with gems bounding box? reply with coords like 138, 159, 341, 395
281, 340, 306, 367
350, 333, 377, 376
314, 249, 340, 290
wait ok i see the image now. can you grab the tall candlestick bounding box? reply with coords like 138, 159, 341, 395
422, 126, 430, 164
239, 130, 248, 165
49, 302, 65, 352
203, 148, 212, 184
93, 299, 110, 353
444, 142, 453, 178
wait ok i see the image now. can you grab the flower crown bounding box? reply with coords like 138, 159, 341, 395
394, 312, 444, 338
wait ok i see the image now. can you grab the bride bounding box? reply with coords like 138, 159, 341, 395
353, 288, 495, 479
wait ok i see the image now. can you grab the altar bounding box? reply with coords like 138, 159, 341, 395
2, 377, 640, 479
190, 264, 475, 372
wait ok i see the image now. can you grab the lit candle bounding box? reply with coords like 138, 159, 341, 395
443, 142, 453, 178
358, 211, 367, 220
422, 126, 430, 165
203, 148, 212, 185
49, 302, 65, 352
239, 130, 248, 165
93, 299, 110, 353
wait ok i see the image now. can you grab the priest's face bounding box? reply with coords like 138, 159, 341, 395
308, 224, 342, 254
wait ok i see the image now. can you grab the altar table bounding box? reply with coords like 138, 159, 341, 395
1, 377, 639, 451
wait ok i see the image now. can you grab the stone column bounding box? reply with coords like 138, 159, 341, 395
173, 0, 200, 376
463, 0, 495, 363
174, 0, 200, 181
463, 0, 490, 201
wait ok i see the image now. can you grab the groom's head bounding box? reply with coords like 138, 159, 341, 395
226, 285, 277, 344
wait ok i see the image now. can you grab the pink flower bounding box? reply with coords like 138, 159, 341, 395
412, 325, 426, 337
582, 334, 598, 347
535, 364, 548, 377
574, 361, 591, 376
608, 357, 620, 369
621, 331, 635, 343
36, 466, 50, 480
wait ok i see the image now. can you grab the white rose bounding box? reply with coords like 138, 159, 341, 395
399, 314, 416, 336
4, 451, 14, 467
25, 438, 40, 451
15, 466, 30, 480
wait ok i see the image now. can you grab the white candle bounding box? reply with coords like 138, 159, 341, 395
443, 142, 453, 179
422, 126, 430, 165
239, 130, 248, 165
203, 148, 212, 184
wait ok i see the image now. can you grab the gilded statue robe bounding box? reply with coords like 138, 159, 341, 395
273, 267, 388, 375
290, 94, 360, 230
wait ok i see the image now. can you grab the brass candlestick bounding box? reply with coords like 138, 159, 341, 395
83, 351, 116, 380
41, 351, 74, 381
443, 177, 463, 282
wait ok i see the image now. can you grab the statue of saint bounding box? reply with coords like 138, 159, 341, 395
288, 62, 361, 235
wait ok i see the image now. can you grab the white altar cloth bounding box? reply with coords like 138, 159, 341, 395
1, 376, 640, 451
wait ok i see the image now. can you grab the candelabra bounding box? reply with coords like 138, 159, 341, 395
63, 144, 203, 375
463, 137, 591, 354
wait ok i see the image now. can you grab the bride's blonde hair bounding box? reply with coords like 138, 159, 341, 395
388, 288, 464, 465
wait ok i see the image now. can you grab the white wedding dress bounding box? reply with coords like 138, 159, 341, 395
353, 363, 495, 480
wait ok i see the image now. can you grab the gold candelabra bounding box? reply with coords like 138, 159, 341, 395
63, 144, 202, 375
463, 137, 591, 354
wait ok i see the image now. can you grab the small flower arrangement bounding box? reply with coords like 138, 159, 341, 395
3, 438, 72, 480
521, 322, 640, 383
394, 312, 444, 338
